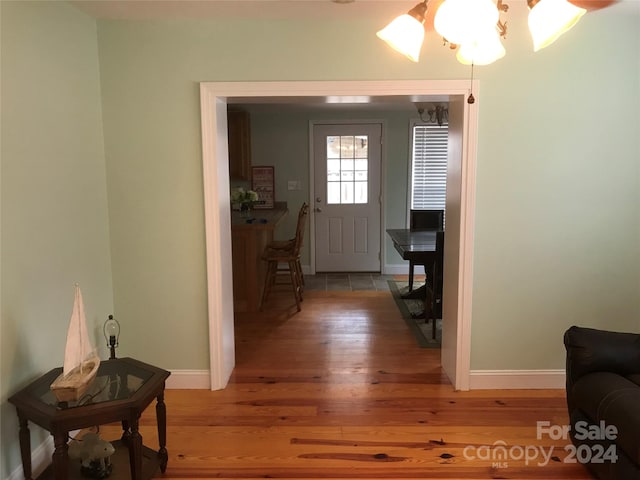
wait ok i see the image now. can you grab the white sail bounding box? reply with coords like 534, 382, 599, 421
50, 284, 100, 402
62, 285, 95, 377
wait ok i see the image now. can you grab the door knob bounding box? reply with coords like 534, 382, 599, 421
314, 207, 322, 213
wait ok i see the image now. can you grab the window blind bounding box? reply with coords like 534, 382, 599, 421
410, 123, 448, 211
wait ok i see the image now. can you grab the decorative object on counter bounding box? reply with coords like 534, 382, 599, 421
103, 314, 120, 360
50, 284, 100, 403
251, 166, 275, 209
68, 431, 115, 479
231, 187, 259, 217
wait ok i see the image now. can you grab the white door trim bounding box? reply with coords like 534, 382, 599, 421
200, 80, 478, 391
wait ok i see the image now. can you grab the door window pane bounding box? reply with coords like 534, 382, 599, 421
327, 159, 340, 181
341, 182, 354, 203
355, 135, 368, 158
355, 182, 368, 203
326, 134, 369, 205
327, 182, 340, 204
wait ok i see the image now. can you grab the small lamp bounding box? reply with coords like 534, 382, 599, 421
103, 314, 121, 360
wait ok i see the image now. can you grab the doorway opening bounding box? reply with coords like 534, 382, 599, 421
200, 80, 478, 391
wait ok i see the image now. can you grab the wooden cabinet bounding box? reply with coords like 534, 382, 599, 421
227, 110, 251, 181
231, 206, 288, 312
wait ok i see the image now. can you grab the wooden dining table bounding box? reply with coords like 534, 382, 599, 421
386, 228, 443, 317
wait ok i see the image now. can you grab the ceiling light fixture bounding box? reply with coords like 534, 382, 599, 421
377, 0, 587, 65
418, 104, 449, 126
376, 1, 428, 62
434, 0, 500, 46
527, 0, 586, 52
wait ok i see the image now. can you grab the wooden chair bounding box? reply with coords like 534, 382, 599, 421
408, 209, 444, 291
260, 203, 309, 312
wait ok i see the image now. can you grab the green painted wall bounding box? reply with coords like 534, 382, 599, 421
95, 2, 639, 375
1, 1, 113, 477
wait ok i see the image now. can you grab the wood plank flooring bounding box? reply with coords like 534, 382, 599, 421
100, 288, 592, 479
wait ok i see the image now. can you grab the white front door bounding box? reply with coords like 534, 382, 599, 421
313, 123, 382, 272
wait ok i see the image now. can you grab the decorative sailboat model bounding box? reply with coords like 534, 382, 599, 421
50, 284, 101, 403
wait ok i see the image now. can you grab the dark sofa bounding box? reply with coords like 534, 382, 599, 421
564, 326, 640, 479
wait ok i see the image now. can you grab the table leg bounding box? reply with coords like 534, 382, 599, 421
121, 419, 131, 444
17, 412, 33, 480
156, 386, 168, 472
52, 431, 69, 480
128, 419, 143, 480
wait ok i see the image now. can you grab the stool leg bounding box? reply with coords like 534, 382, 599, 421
295, 259, 304, 298
289, 260, 301, 311
297, 259, 305, 288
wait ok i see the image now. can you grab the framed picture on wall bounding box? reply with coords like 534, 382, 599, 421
251, 166, 275, 209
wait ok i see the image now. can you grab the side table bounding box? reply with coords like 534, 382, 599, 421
8, 357, 170, 480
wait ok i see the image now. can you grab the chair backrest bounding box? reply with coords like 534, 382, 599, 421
410, 209, 444, 231
292, 203, 309, 255
434, 230, 445, 295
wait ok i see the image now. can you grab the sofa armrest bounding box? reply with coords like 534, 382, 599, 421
564, 326, 640, 391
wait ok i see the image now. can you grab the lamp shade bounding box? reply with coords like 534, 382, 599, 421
456, 29, 506, 65
376, 14, 425, 62
434, 0, 499, 46
528, 0, 586, 52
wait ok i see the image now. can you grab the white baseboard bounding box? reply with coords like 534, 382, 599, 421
7, 435, 54, 480
165, 369, 210, 389
469, 369, 566, 390
384, 264, 410, 275
304, 264, 409, 276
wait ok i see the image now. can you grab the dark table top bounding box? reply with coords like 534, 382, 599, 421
8, 357, 170, 431
386, 228, 441, 253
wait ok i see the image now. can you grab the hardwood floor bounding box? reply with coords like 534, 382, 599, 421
101, 288, 592, 479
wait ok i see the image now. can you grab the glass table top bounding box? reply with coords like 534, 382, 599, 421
37, 359, 156, 409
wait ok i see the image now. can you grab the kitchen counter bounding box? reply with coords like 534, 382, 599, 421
231, 205, 288, 230
231, 203, 288, 312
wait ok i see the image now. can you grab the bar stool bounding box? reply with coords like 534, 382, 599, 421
260, 203, 309, 311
